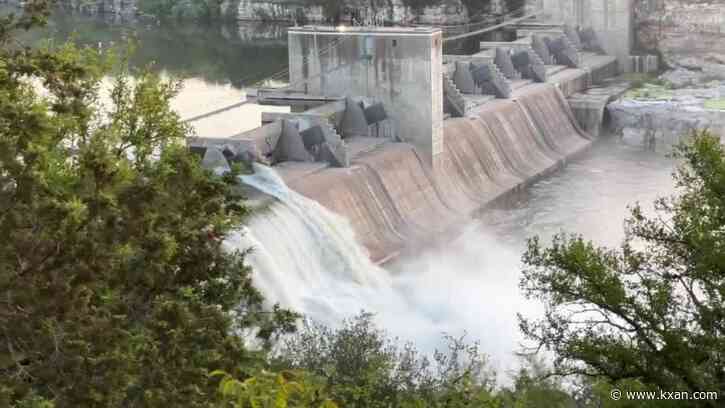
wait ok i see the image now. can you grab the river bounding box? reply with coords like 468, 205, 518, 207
15, 8, 292, 135
23, 10, 677, 380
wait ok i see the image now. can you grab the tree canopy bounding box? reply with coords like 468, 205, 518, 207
0, 2, 296, 406
520, 130, 725, 407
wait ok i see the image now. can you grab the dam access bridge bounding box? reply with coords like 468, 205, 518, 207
188, 1, 649, 263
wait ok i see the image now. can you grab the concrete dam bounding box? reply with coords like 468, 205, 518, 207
283, 84, 591, 262
189, 4, 634, 264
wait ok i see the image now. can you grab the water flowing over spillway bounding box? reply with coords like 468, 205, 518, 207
229, 164, 544, 374
227, 140, 676, 378
285, 85, 592, 263
240, 164, 384, 288
230, 164, 399, 324
225, 84, 597, 374
222, 85, 676, 377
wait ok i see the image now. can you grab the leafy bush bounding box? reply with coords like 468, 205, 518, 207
520, 130, 725, 404
211, 370, 338, 408
0, 3, 297, 406
278, 312, 500, 407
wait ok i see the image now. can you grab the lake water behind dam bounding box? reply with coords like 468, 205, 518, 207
25, 9, 677, 377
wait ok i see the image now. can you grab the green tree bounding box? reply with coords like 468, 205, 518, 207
280, 312, 501, 407
499, 357, 575, 408
211, 369, 338, 408
0, 2, 297, 406
519, 130, 725, 407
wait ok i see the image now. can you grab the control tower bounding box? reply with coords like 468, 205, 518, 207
288, 26, 444, 168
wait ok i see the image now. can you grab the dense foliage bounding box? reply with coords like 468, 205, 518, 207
280, 312, 501, 407
520, 130, 725, 407
212, 369, 339, 408
0, 2, 297, 406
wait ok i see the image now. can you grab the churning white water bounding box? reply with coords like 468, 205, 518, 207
231, 141, 676, 377
228, 164, 541, 375
229, 165, 427, 329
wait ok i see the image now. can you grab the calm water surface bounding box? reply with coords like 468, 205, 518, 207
19, 9, 291, 135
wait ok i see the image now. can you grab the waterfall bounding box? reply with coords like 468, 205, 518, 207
230, 165, 539, 374
229, 164, 396, 325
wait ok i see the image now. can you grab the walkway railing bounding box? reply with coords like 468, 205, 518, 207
443, 8, 543, 43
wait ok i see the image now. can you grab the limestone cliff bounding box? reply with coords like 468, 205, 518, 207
50, 0, 503, 24
222, 0, 473, 24
56, 0, 136, 16
635, 0, 725, 83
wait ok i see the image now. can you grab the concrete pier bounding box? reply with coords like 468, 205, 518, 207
288, 26, 444, 168
524, 0, 634, 71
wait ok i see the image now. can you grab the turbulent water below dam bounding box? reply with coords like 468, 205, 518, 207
235, 139, 676, 376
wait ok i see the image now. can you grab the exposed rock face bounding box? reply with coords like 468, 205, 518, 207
636, 0, 725, 83
43, 0, 518, 25
57, 0, 136, 16
226, 0, 470, 24
223, 21, 289, 42
41, 0, 531, 24
607, 84, 725, 150
603, 1, 725, 150
48, 0, 480, 24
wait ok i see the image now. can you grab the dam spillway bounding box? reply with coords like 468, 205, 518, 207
189, 22, 627, 263
278, 84, 591, 262
112, 2, 682, 377
230, 164, 391, 319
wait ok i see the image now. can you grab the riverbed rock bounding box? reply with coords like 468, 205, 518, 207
636, 0, 725, 84
607, 83, 725, 149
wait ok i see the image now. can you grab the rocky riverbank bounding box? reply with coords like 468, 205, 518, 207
607, 80, 725, 150
636, 1, 725, 83
599, 0, 725, 149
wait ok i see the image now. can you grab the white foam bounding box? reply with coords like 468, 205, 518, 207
231, 164, 541, 377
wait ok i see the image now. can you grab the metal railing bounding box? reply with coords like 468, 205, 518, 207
443, 7, 543, 43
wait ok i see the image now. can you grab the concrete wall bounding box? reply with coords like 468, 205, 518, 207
284, 84, 592, 262
288, 26, 444, 168
529, 0, 634, 70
